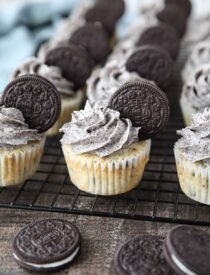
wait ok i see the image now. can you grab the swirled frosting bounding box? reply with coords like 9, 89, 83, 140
60, 101, 140, 157
176, 108, 210, 164
12, 57, 74, 96
0, 106, 42, 147
182, 41, 210, 82
182, 64, 210, 110
87, 60, 143, 105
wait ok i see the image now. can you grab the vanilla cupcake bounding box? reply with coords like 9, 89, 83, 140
60, 102, 151, 196
182, 41, 210, 83
174, 109, 210, 205
87, 60, 145, 106
12, 57, 84, 136
0, 107, 45, 187
180, 64, 210, 125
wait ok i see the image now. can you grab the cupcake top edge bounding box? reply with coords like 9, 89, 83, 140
0, 106, 43, 147
60, 101, 140, 158
175, 108, 210, 164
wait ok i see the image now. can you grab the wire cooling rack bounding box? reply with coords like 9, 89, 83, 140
0, 100, 210, 226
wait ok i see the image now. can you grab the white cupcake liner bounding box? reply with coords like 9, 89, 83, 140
62, 140, 151, 196
0, 138, 45, 187
174, 146, 210, 205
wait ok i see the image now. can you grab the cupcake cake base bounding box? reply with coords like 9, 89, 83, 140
0, 138, 46, 187
174, 146, 210, 205
62, 140, 151, 196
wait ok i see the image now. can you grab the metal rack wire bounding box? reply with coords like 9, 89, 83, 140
0, 103, 210, 226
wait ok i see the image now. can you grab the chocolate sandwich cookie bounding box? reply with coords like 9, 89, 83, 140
137, 24, 180, 60
96, 0, 125, 20
45, 45, 93, 88
108, 81, 170, 140
113, 235, 176, 275
2, 74, 61, 133
165, 0, 192, 18
13, 219, 81, 273
157, 5, 187, 37
84, 4, 117, 36
126, 45, 174, 89
69, 23, 110, 64
164, 226, 210, 275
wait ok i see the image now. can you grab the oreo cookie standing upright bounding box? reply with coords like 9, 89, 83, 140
84, 4, 117, 36
13, 219, 81, 272
126, 45, 174, 89
45, 45, 93, 89
165, 0, 192, 18
137, 24, 180, 60
164, 226, 210, 275
95, 0, 125, 20
157, 4, 187, 37
108, 81, 170, 140
2, 74, 61, 133
69, 23, 110, 64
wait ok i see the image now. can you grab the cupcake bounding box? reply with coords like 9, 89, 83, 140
0, 74, 61, 186
12, 57, 85, 136
180, 64, 210, 126
60, 101, 151, 196
174, 109, 210, 205
60, 80, 170, 196
0, 106, 45, 186
87, 60, 144, 106
182, 41, 210, 83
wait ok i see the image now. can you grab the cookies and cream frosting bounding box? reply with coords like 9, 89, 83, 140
60, 101, 140, 157
87, 60, 142, 105
0, 106, 42, 146
12, 57, 74, 96
176, 108, 210, 163
182, 41, 210, 82
181, 65, 210, 110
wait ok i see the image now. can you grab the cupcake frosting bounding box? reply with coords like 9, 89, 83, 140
182, 41, 210, 82
12, 57, 74, 96
87, 60, 142, 105
176, 108, 210, 163
0, 106, 42, 147
60, 101, 140, 157
182, 65, 210, 110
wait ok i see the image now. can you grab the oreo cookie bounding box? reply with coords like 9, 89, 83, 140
165, 0, 192, 18
69, 23, 110, 64
137, 24, 180, 60
157, 5, 187, 37
164, 226, 210, 275
113, 235, 176, 275
2, 74, 61, 133
84, 4, 117, 35
108, 81, 170, 140
45, 45, 93, 88
13, 219, 81, 273
96, 0, 125, 20
126, 45, 174, 89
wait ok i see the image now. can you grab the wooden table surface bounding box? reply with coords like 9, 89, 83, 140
0, 209, 210, 275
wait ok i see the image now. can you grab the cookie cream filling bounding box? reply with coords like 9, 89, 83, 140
0, 106, 42, 146
176, 108, 210, 164
181, 64, 210, 111
14, 247, 80, 269
60, 101, 140, 157
171, 254, 196, 275
87, 60, 143, 105
12, 57, 74, 97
